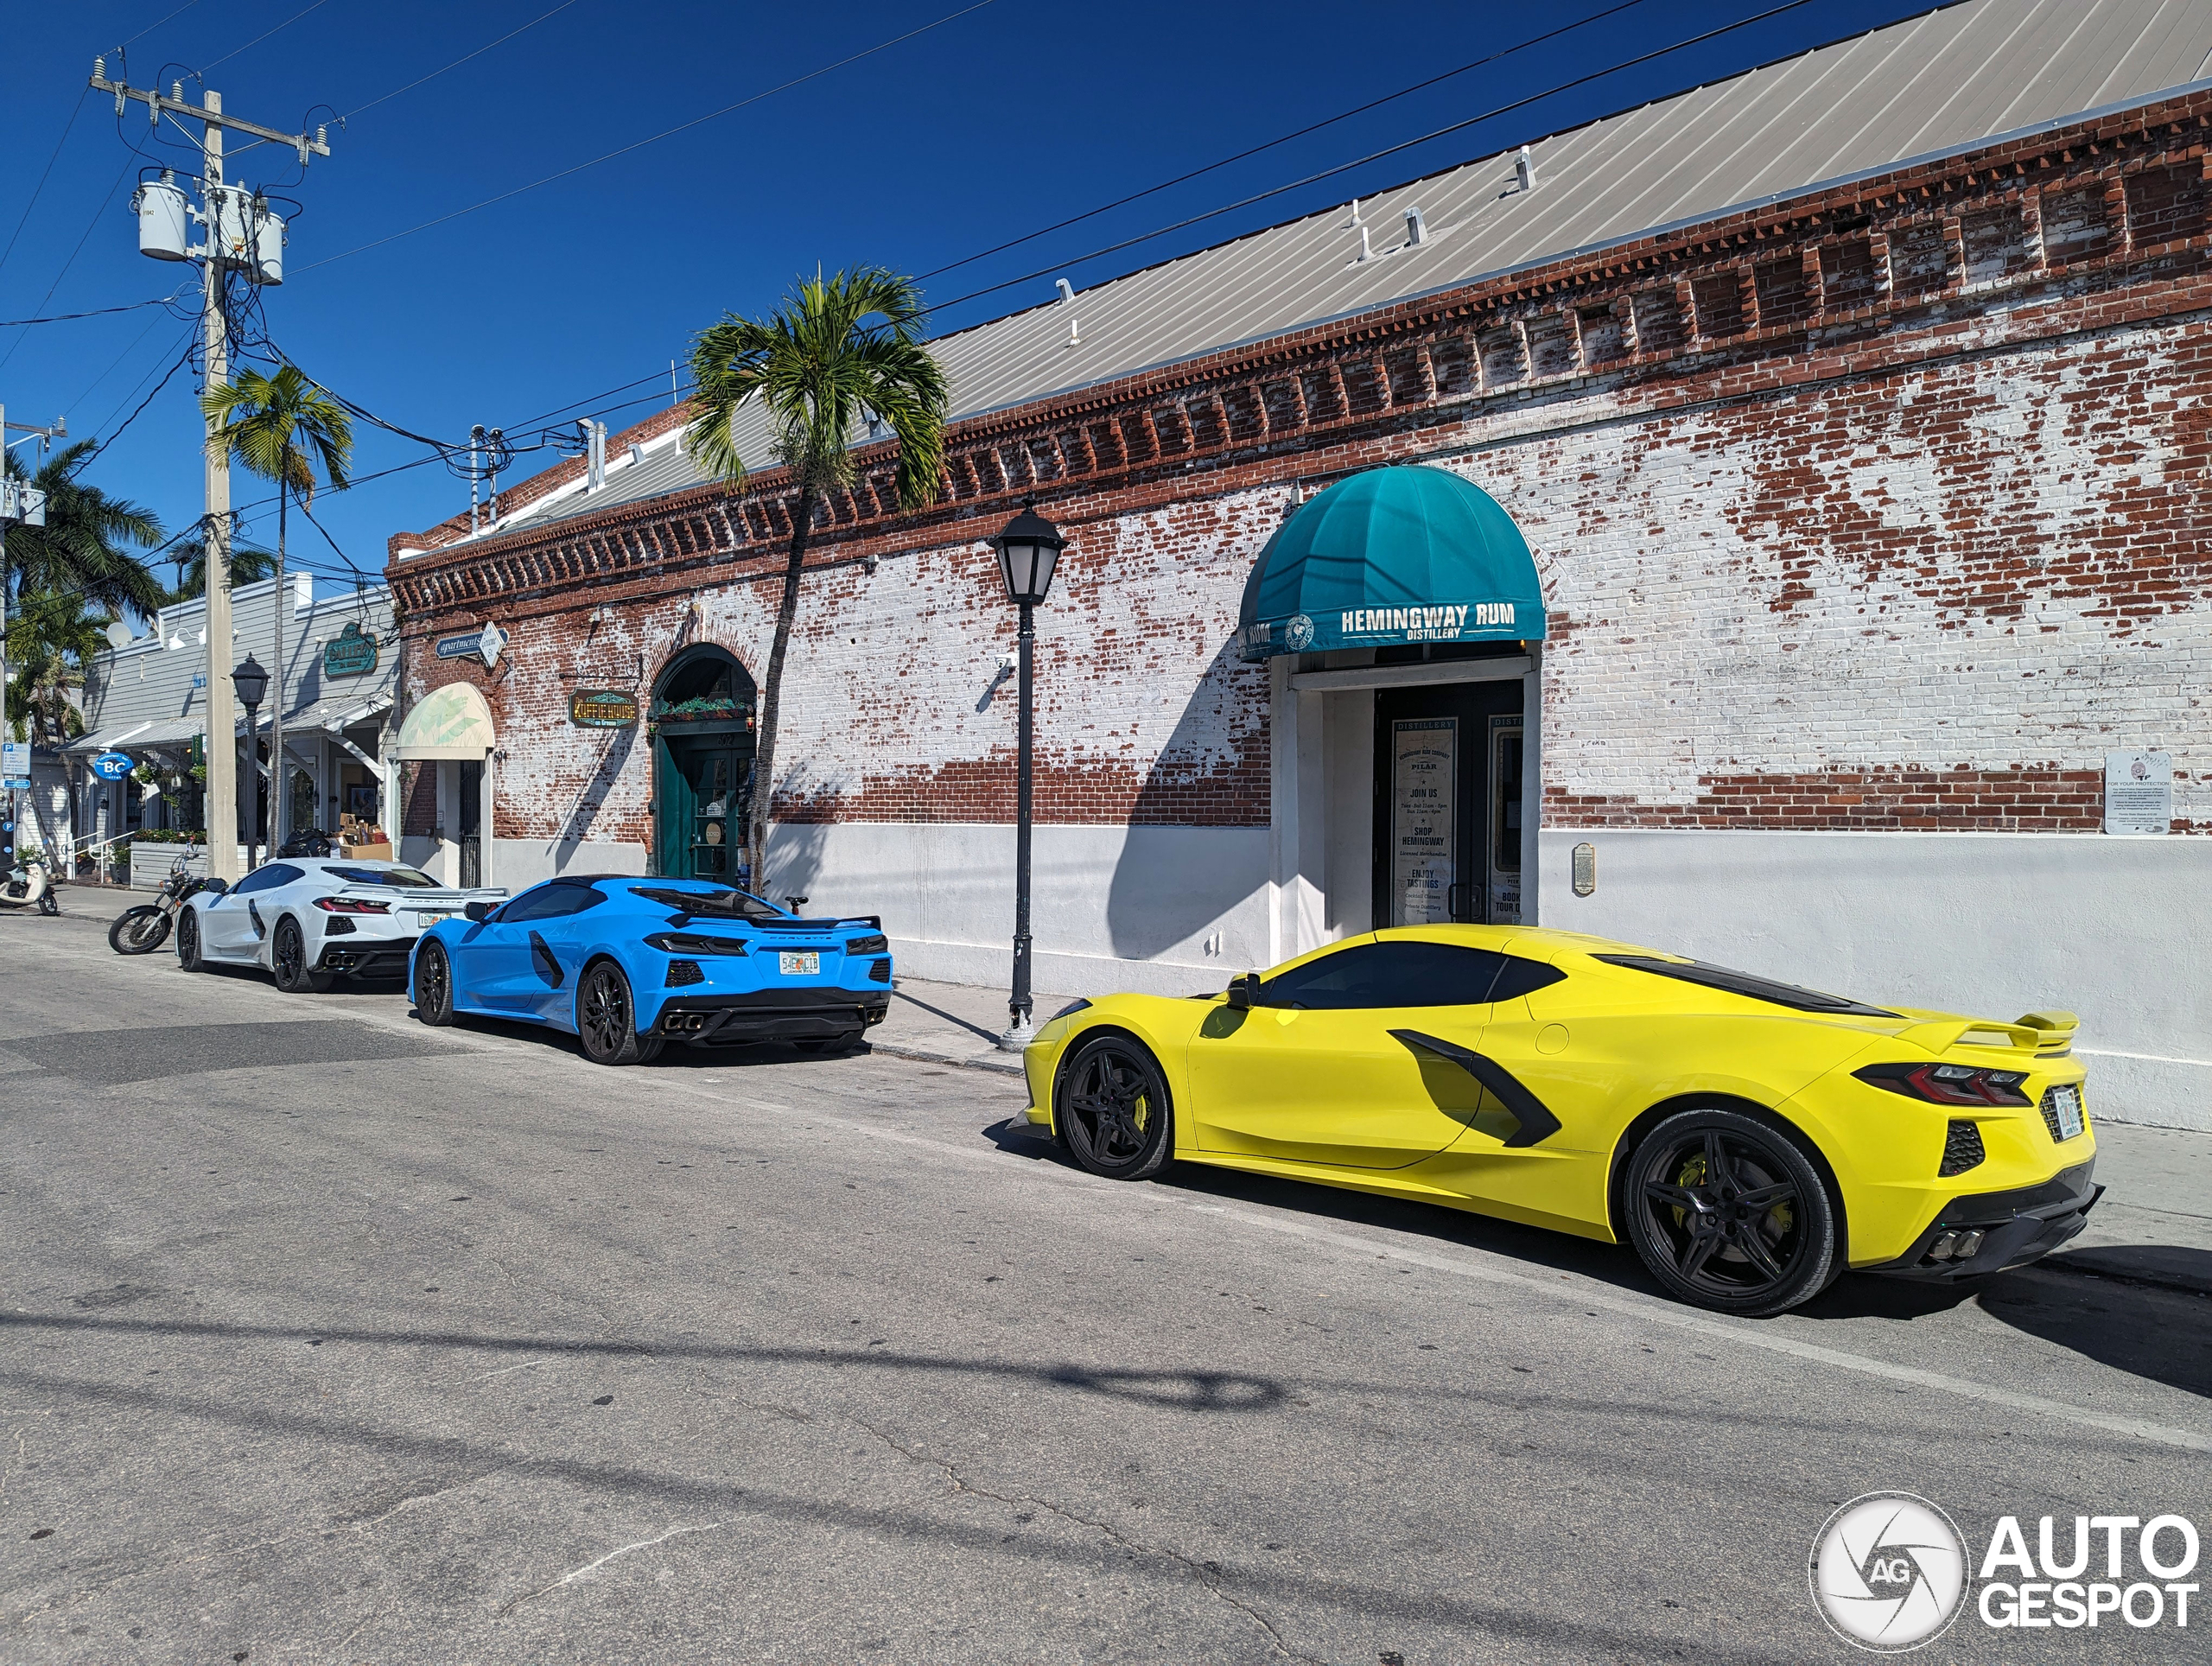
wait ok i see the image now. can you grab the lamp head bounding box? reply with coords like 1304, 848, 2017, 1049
231, 653, 270, 710
989, 499, 1065, 607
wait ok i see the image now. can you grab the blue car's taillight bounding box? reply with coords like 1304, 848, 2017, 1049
645, 932, 749, 956
845, 932, 888, 956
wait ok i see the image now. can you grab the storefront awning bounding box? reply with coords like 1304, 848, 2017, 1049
288, 690, 393, 738
386, 681, 494, 760
1236, 465, 1545, 660
66, 715, 203, 755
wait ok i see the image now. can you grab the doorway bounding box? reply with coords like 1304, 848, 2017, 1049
457, 759, 483, 887
1372, 679, 1524, 927
652, 648, 757, 883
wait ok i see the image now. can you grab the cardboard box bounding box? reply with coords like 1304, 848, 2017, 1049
341, 841, 393, 862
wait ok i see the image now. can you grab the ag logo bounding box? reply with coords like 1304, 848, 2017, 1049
1809, 1492, 1968, 1651
1284, 614, 1315, 651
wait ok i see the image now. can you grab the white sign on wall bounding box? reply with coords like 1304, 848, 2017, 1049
1391, 718, 1456, 926
2104, 750, 2172, 835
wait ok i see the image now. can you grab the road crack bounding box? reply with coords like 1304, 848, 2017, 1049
500, 1521, 726, 1614
839, 1412, 1319, 1663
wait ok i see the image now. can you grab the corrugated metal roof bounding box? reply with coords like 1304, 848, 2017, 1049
474, 0, 2212, 544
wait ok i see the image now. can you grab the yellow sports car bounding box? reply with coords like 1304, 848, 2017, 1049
1020, 926, 2101, 1315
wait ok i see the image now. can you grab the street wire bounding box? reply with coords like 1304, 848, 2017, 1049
0, 156, 141, 377
0, 293, 187, 329
200, 0, 330, 73
117, 1, 205, 48
924, 0, 1821, 320
296, 0, 998, 271
916, 0, 1649, 283
340, 0, 590, 118
0, 86, 91, 288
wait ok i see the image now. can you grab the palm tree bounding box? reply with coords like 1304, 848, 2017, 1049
4, 590, 106, 746
201, 366, 353, 849
683, 268, 948, 886
2, 441, 166, 620
162, 534, 277, 607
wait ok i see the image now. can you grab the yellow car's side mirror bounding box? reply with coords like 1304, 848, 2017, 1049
1226, 972, 1258, 1011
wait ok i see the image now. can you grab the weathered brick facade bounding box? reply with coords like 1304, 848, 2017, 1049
391, 90, 2212, 853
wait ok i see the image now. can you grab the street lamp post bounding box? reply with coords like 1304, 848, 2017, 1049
232, 654, 269, 873
990, 500, 1066, 1052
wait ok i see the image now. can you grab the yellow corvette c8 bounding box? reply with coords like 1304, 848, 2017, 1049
1020, 926, 2101, 1315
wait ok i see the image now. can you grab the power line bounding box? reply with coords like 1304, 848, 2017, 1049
342, 0, 589, 118
200, 0, 330, 73
0, 156, 140, 377
297, 0, 997, 271
0, 86, 91, 287
117, 1, 205, 48
925, 0, 1821, 321
916, 0, 1648, 283
0, 292, 185, 329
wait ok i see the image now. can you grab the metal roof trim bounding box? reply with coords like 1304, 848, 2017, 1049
943, 72, 2212, 429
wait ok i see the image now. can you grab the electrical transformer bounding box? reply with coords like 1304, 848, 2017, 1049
133, 177, 190, 261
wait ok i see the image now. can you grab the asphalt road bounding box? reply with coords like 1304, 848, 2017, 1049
2, 905, 2206, 1664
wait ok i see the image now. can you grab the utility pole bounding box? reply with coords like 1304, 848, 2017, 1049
90, 63, 329, 881
1, 404, 65, 872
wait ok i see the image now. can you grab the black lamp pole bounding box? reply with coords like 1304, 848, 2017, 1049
990, 500, 1066, 1051
232, 655, 269, 873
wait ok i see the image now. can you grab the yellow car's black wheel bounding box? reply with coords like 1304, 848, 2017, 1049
1058, 1033, 1173, 1180
1624, 1109, 1837, 1316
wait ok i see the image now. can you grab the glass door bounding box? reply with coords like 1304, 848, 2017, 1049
1374, 680, 1524, 927
457, 759, 482, 888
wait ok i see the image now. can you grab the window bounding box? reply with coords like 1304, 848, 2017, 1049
633, 884, 785, 921
1491, 957, 1567, 1002
1592, 954, 1897, 1017
232, 863, 302, 896
322, 865, 440, 889
497, 882, 600, 923
1260, 942, 1522, 1009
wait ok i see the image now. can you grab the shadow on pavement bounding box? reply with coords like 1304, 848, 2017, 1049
1977, 1260, 2212, 1400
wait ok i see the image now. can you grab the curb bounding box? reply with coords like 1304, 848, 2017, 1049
2038, 1246, 2212, 1300
866, 1040, 1025, 1078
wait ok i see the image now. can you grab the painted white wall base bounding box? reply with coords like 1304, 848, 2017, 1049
1539, 829, 2212, 1133
762, 821, 1268, 999
493, 837, 648, 888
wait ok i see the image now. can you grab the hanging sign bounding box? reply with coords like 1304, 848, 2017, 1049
569, 689, 639, 728
324, 620, 378, 677
435, 621, 508, 668
90, 751, 137, 782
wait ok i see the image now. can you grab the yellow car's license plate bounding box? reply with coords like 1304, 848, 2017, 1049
779, 951, 820, 976
2048, 1084, 2085, 1140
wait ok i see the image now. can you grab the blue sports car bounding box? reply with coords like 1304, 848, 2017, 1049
407, 875, 893, 1065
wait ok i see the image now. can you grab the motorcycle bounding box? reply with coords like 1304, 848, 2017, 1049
108, 849, 216, 953
0, 849, 59, 917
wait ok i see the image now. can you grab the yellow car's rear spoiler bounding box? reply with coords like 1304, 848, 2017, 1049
1894, 1009, 2079, 1054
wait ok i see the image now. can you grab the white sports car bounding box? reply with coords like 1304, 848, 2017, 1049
175, 858, 506, 992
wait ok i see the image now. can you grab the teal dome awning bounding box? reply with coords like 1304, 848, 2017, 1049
1236, 465, 1544, 661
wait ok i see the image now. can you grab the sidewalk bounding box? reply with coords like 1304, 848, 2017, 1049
867, 975, 1090, 1078
867, 976, 2210, 1294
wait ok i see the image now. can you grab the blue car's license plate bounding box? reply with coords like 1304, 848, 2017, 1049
779, 951, 820, 976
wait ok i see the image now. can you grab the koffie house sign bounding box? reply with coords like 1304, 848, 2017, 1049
569, 689, 639, 728
323, 620, 378, 677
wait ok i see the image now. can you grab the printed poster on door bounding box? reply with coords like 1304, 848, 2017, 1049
1391, 718, 1455, 926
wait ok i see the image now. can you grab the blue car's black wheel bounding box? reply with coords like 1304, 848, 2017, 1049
414, 940, 455, 1027
576, 960, 661, 1065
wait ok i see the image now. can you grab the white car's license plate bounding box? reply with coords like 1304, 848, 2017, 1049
2049, 1084, 2085, 1141
415, 910, 451, 928
779, 951, 820, 976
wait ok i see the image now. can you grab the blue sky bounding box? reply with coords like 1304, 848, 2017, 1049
2, 0, 1953, 594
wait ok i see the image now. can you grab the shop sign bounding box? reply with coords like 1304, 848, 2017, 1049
90, 751, 136, 782
435, 621, 508, 668
569, 689, 639, 728
324, 620, 378, 677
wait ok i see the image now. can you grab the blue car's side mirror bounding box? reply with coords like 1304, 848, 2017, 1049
464, 900, 496, 923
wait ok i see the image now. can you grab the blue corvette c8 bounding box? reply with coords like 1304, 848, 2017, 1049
407, 875, 893, 1064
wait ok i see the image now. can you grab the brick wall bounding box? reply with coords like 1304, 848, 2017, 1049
391, 93, 2212, 844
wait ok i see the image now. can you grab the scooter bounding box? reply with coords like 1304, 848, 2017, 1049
0, 849, 59, 917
